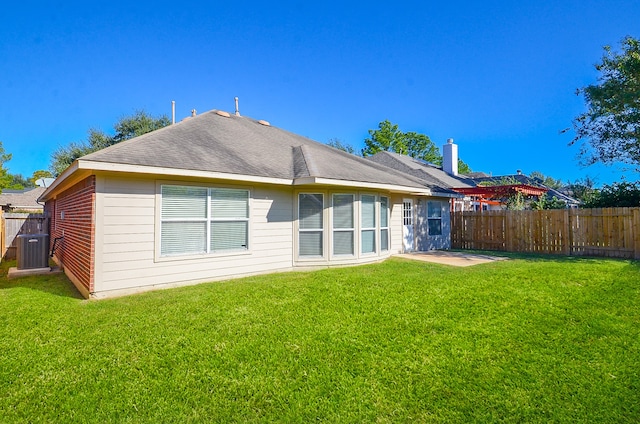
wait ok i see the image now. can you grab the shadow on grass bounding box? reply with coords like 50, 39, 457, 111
0, 260, 84, 299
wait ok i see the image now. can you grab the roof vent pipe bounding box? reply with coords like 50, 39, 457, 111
191, 109, 197, 117
171, 100, 176, 124
442, 138, 459, 176
234, 97, 240, 116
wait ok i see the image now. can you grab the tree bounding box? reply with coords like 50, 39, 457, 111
361, 120, 472, 171
362, 120, 407, 157
50, 110, 170, 176
570, 36, 640, 169
0, 142, 14, 193
9, 174, 33, 189
326, 138, 356, 154
529, 171, 563, 189
531, 194, 567, 210
583, 180, 640, 207
458, 159, 472, 175
566, 176, 598, 204
112, 110, 171, 143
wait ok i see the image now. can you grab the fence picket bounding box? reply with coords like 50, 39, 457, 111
451, 207, 639, 259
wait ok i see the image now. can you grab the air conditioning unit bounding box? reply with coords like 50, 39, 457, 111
17, 234, 50, 270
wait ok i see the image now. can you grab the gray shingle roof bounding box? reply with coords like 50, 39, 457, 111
79, 110, 441, 190
366, 151, 475, 192
0, 187, 45, 210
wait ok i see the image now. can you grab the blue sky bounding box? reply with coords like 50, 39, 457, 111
1, 1, 639, 186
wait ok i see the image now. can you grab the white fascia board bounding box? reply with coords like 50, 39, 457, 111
38, 161, 81, 202
78, 160, 294, 186
294, 177, 433, 195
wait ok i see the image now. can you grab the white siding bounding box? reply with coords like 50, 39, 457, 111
389, 195, 405, 254
94, 176, 293, 295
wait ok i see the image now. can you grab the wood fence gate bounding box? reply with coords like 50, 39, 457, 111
451, 208, 640, 259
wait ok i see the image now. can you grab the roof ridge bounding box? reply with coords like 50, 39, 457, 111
298, 144, 320, 177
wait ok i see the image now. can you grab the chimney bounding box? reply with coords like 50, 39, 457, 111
191, 109, 197, 117
171, 100, 176, 124
234, 97, 240, 116
443, 138, 458, 176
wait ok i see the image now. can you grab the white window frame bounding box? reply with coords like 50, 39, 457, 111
360, 194, 377, 255
298, 193, 325, 259
427, 201, 443, 236
380, 196, 390, 252
332, 193, 355, 257
157, 183, 250, 260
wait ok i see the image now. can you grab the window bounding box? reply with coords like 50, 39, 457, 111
361, 194, 376, 254
160, 185, 249, 256
299, 194, 324, 257
332, 194, 354, 256
403, 200, 413, 225
380, 196, 389, 251
427, 201, 442, 235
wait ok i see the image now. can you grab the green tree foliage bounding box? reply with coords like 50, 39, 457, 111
362, 120, 440, 163
0, 142, 14, 193
361, 120, 472, 172
583, 180, 640, 207
50, 110, 170, 176
531, 194, 567, 210
8, 174, 33, 190
457, 159, 472, 175
570, 36, 640, 169
326, 138, 356, 154
566, 176, 598, 204
529, 171, 563, 189
112, 110, 171, 143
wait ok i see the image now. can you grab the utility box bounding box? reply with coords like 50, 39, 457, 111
17, 234, 50, 270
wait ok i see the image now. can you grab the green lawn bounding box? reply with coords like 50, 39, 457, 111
1, 255, 638, 423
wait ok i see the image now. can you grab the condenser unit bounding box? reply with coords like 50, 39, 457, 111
17, 234, 49, 270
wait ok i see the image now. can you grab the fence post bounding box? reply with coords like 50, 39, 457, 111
0, 210, 4, 261
563, 209, 571, 256
634, 208, 640, 260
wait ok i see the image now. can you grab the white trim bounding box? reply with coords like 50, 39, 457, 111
294, 177, 433, 194
81, 160, 293, 186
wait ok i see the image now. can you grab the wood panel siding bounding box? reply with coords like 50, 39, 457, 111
389, 195, 405, 254
94, 177, 294, 296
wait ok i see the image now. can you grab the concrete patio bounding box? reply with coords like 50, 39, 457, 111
395, 250, 508, 267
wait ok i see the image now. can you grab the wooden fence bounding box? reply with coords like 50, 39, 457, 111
2, 212, 48, 260
451, 207, 640, 259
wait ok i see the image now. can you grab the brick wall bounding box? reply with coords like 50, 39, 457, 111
46, 176, 96, 293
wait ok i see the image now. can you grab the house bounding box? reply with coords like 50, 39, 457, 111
365, 145, 475, 211
368, 139, 578, 210
468, 172, 580, 209
39, 109, 460, 299
0, 187, 46, 212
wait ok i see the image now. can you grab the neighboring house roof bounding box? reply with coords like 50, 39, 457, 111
366, 151, 580, 206
471, 174, 580, 206
0, 187, 45, 210
42, 110, 461, 201
366, 151, 473, 195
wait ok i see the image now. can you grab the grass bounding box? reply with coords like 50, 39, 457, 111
0, 255, 638, 423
